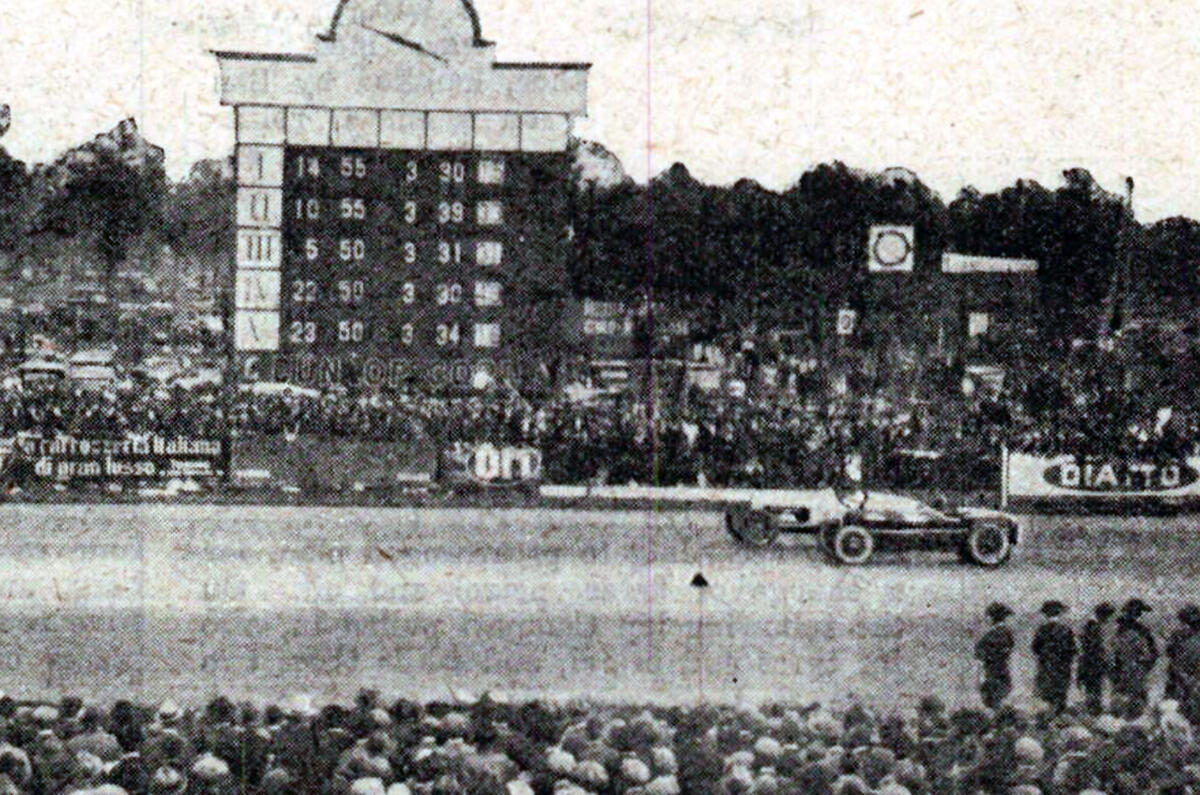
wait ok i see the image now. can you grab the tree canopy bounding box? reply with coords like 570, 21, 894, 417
0, 127, 1192, 353
569, 151, 1154, 342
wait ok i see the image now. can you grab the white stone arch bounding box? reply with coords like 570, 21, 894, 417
319, 0, 487, 52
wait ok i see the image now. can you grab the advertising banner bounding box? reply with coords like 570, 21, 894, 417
942, 253, 1038, 274
1006, 452, 1200, 498
21, 435, 225, 482
441, 443, 543, 487
231, 435, 435, 489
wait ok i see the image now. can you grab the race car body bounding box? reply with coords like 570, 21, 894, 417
726, 490, 1020, 567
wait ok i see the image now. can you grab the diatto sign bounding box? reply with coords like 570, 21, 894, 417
1008, 453, 1200, 498
1044, 460, 1198, 491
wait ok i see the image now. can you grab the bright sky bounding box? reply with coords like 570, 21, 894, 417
2, 0, 1198, 221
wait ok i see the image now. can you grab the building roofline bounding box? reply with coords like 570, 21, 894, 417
212, 50, 590, 71
211, 50, 318, 63
493, 61, 591, 71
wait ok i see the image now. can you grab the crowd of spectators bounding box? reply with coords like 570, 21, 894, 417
2, 682, 1200, 795
0, 353, 1198, 489
228, 392, 535, 447
0, 384, 225, 441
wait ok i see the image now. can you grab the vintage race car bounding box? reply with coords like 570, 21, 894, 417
724, 489, 1020, 567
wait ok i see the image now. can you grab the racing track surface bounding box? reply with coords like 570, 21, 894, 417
0, 505, 1196, 711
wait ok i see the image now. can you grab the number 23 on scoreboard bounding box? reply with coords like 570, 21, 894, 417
290, 321, 317, 344
287, 319, 367, 345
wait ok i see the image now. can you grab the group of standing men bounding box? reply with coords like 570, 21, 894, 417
975, 598, 1200, 721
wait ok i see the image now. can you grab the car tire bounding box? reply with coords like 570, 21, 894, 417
820, 525, 839, 557
740, 511, 780, 548
725, 507, 748, 542
963, 521, 1012, 567
728, 508, 779, 547
830, 525, 874, 565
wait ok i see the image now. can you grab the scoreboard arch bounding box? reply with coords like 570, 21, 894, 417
215, 0, 588, 390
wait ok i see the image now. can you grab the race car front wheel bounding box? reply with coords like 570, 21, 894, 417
830, 525, 874, 565
963, 522, 1012, 567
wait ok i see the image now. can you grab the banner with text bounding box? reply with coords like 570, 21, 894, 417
22, 435, 225, 482
1007, 452, 1200, 498
440, 443, 543, 487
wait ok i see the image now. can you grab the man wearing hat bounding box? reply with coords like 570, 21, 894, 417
191, 752, 233, 795
1077, 602, 1116, 715
975, 602, 1015, 710
1168, 606, 1200, 725
149, 765, 187, 795
1166, 604, 1200, 701
270, 696, 319, 793
1111, 598, 1158, 718
1032, 600, 1076, 713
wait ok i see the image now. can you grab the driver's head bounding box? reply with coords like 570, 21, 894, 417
841, 489, 867, 509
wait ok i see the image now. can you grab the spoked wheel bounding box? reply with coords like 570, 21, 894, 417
829, 525, 875, 565
963, 521, 1012, 568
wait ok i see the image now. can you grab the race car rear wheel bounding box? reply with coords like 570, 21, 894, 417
963, 521, 1012, 567
727, 508, 779, 547
830, 525, 874, 565
820, 525, 839, 556
741, 511, 780, 547
725, 507, 749, 542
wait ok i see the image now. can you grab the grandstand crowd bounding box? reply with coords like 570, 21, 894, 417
0, 359, 1196, 488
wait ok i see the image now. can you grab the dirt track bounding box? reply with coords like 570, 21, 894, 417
0, 505, 1194, 710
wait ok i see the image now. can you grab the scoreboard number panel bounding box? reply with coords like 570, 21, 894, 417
283, 149, 514, 198
279, 145, 567, 369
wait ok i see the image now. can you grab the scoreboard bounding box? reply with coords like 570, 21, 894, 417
236, 143, 570, 390
246, 146, 567, 388
217, 0, 588, 391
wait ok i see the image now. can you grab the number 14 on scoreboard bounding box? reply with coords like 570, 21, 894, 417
291, 153, 507, 185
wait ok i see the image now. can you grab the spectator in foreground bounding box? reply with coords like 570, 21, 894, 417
1166, 603, 1200, 701
1032, 599, 1076, 714
65, 706, 122, 761
1112, 598, 1158, 719
1171, 610, 1200, 726
1077, 601, 1116, 715
975, 601, 1015, 710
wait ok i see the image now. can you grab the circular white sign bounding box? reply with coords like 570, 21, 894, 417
872, 229, 912, 267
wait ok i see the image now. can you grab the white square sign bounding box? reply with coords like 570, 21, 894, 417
868, 225, 915, 272
836, 308, 857, 336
